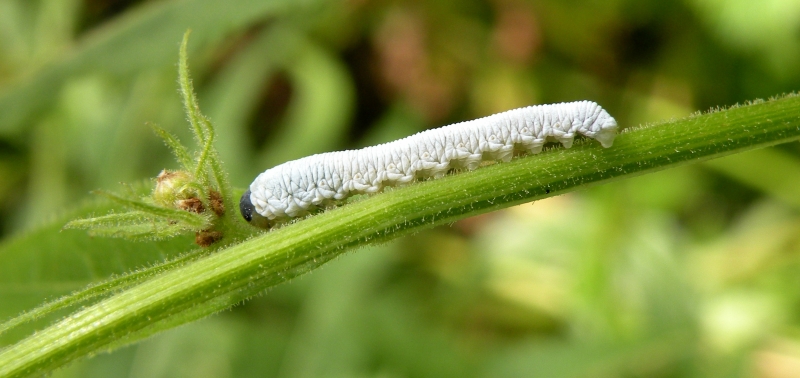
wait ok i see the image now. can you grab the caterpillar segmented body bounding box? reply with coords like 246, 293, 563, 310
240, 100, 618, 228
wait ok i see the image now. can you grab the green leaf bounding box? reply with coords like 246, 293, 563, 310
0, 187, 194, 347
92, 190, 211, 229
484, 333, 693, 378
201, 25, 286, 183
0, 0, 330, 136
1, 94, 798, 377
256, 26, 355, 168
704, 148, 800, 209
64, 211, 194, 240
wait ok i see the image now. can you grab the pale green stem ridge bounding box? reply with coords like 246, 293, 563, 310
0, 248, 206, 337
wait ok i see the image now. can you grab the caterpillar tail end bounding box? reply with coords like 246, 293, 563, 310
594, 117, 618, 148
239, 190, 271, 229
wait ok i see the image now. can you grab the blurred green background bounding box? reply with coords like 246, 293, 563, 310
1, 0, 800, 377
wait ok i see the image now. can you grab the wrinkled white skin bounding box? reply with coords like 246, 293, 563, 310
242, 100, 617, 227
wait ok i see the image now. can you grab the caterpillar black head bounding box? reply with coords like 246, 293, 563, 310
239, 190, 271, 229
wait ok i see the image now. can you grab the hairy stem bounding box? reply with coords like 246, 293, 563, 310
1, 94, 799, 377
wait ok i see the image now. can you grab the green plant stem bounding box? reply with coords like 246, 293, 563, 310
0, 247, 208, 337
193, 115, 215, 182
178, 30, 206, 148
1, 95, 799, 377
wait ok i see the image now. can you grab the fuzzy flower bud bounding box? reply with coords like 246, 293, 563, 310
153, 170, 198, 208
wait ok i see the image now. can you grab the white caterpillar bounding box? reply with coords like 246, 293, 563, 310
240, 100, 618, 228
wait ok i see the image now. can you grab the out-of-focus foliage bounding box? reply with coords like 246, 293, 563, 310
0, 0, 798, 377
